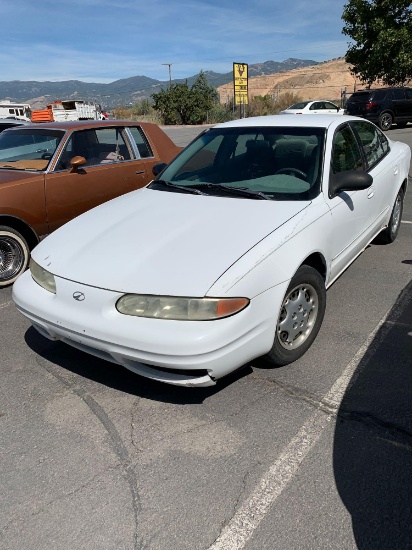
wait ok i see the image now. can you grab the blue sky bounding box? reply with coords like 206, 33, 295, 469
2, 0, 350, 83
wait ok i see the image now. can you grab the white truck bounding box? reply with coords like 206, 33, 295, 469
0, 101, 31, 121
31, 100, 107, 123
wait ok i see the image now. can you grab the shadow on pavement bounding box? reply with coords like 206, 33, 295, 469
24, 327, 252, 404
333, 280, 412, 549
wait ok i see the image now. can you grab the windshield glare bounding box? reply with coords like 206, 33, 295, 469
0, 129, 64, 171
159, 126, 325, 200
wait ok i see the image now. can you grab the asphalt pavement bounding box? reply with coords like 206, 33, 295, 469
0, 123, 411, 550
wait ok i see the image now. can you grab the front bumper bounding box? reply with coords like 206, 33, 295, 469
13, 272, 289, 387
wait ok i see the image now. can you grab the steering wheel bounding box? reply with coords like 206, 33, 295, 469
41, 153, 53, 160
275, 167, 307, 180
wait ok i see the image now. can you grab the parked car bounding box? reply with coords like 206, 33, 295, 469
344, 87, 412, 130
0, 120, 181, 285
0, 118, 31, 133
13, 115, 410, 387
280, 100, 344, 115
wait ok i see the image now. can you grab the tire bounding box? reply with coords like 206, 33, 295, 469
375, 189, 404, 244
0, 226, 30, 287
378, 112, 393, 131
263, 265, 326, 367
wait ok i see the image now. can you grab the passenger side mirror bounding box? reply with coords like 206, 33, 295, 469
69, 156, 87, 173
152, 162, 167, 177
329, 171, 373, 197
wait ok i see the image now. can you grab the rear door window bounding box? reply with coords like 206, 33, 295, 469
350, 120, 389, 168
128, 127, 153, 158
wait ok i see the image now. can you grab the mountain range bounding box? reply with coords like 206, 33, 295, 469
0, 58, 319, 110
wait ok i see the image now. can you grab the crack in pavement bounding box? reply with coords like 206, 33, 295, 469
34, 356, 144, 550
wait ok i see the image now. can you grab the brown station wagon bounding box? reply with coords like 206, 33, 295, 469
0, 120, 181, 286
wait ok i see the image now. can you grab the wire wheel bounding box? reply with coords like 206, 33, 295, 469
0, 227, 30, 286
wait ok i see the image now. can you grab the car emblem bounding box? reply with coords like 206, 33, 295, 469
73, 291, 85, 301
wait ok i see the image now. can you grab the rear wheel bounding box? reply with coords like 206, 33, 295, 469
378, 112, 393, 131
0, 226, 30, 287
376, 189, 404, 244
264, 265, 326, 366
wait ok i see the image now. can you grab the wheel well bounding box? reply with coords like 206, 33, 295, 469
300, 253, 327, 281
0, 216, 39, 251
380, 110, 394, 118
401, 178, 408, 195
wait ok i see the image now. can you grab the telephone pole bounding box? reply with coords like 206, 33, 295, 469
162, 63, 173, 88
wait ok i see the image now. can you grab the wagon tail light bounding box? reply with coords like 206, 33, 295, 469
365, 101, 377, 111
116, 295, 249, 320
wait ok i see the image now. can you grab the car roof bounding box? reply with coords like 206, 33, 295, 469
23, 120, 156, 131
215, 114, 359, 129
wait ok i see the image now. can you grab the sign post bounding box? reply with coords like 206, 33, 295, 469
233, 62, 248, 118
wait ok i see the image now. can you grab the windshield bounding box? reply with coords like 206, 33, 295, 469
0, 129, 64, 171
288, 102, 310, 109
156, 126, 325, 200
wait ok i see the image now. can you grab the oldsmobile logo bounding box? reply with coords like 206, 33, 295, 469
72, 291, 85, 301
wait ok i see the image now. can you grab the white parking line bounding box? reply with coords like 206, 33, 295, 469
401, 220, 412, 224
208, 285, 412, 550
0, 301, 12, 309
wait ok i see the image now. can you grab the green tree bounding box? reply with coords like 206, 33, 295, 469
342, 0, 412, 85
151, 71, 219, 125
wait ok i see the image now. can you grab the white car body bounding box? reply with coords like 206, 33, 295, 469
281, 100, 344, 115
13, 115, 410, 387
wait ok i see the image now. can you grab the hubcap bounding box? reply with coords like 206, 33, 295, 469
381, 114, 392, 130
277, 283, 319, 350
0, 236, 24, 281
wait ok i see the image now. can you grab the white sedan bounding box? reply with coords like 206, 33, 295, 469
13, 115, 410, 387
280, 100, 344, 115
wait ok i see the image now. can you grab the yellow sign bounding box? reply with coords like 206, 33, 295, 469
233, 62, 248, 105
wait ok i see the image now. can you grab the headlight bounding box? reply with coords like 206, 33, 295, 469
116, 294, 249, 320
30, 258, 56, 293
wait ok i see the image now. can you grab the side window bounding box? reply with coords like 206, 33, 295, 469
351, 120, 387, 167
128, 127, 153, 158
392, 89, 406, 100
331, 125, 363, 174
405, 90, 412, 100
55, 128, 131, 170
309, 103, 319, 110
324, 102, 338, 110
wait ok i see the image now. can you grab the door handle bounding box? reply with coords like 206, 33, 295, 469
135, 170, 145, 175
367, 187, 375, 199
394, 166, 398, 175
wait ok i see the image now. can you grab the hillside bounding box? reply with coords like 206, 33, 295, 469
0, 59, 318, 110
217, 58, 358, 104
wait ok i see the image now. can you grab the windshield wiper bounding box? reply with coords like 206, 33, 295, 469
186, 183, 271, 200
149, 179, 206, 195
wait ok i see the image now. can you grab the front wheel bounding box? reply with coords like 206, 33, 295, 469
0, 226, 30, 287
263, 265, 326, 366
376, 189, 404, 244
378, 112, 393, 131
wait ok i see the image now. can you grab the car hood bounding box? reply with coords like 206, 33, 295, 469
33, 188, 311, 296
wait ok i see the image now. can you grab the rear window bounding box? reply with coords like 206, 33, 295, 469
347, 92, 371, 104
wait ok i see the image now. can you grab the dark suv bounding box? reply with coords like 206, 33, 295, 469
345, 87, 412, 131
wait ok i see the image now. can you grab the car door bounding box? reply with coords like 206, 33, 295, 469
350, 120, 396, 223
325, 123, 377, 281
45, 127, 150, 231
391, 89, 407, 119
